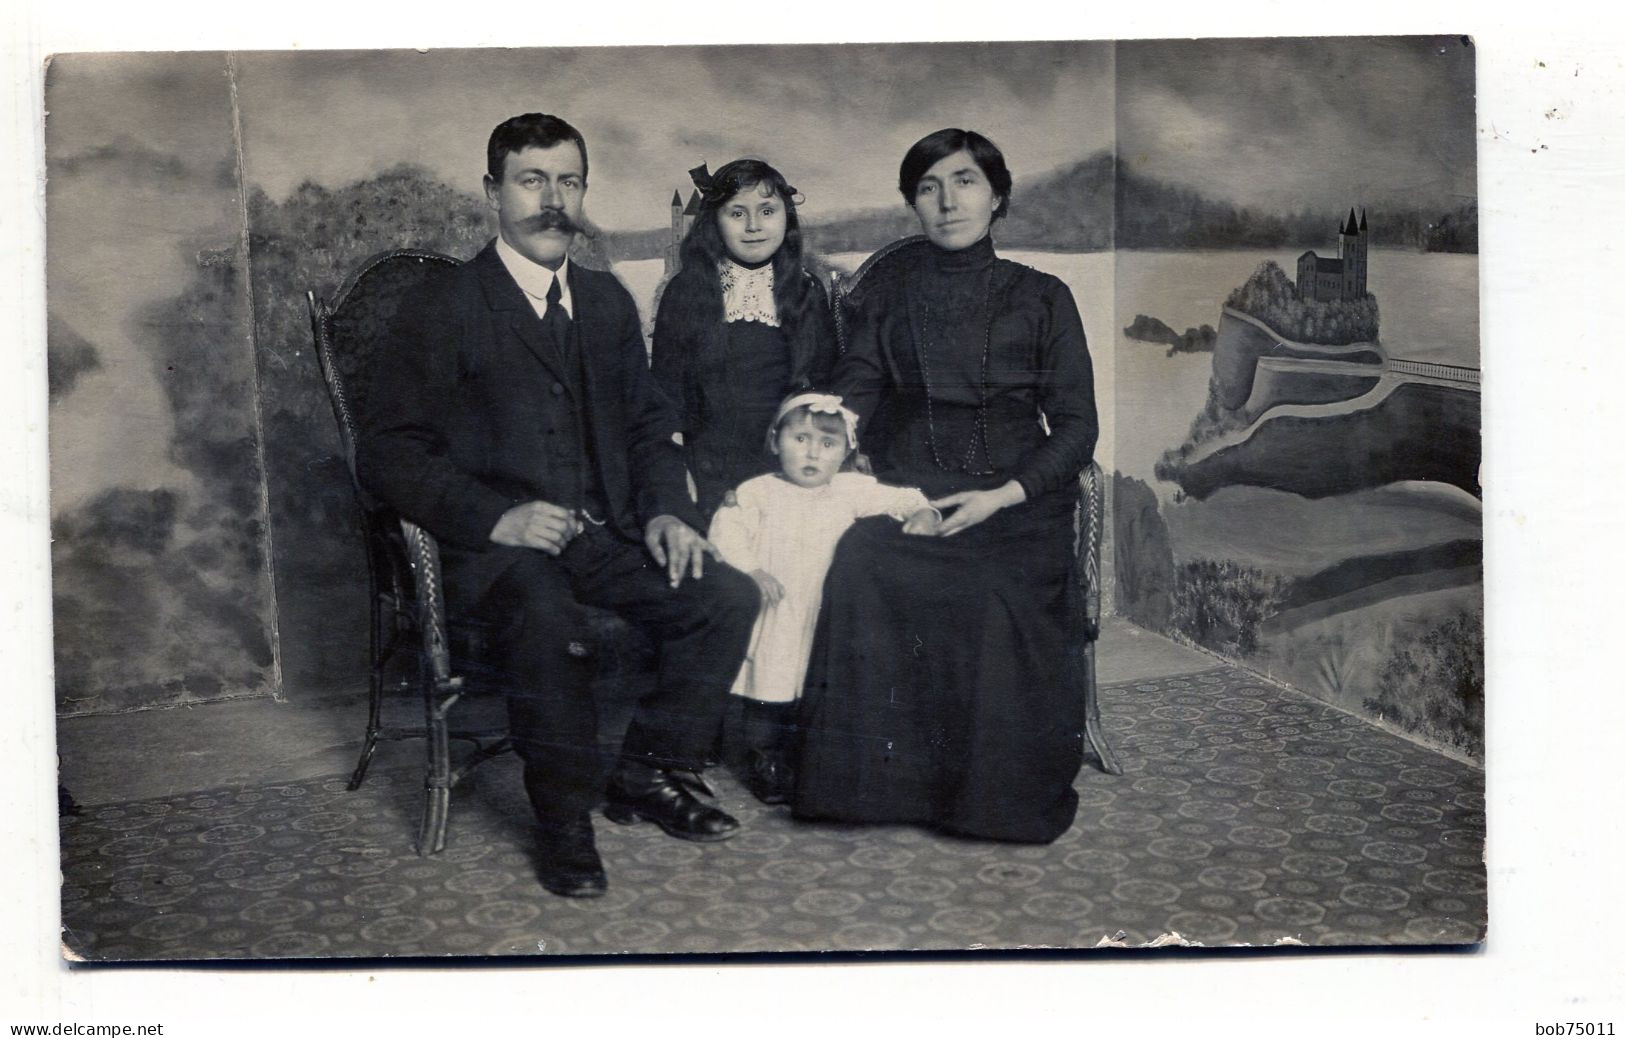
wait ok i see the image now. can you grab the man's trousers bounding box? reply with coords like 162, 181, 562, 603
457, 525, 760, 823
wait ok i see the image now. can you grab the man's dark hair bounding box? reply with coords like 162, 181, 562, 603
897, 128, 1012, 220
486, 113, 589, 184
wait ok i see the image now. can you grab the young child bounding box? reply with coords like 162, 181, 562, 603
708, 392, 940, 804
652, 159, 837, 521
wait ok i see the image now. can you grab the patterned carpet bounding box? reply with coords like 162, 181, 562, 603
59, 667, 1486, 960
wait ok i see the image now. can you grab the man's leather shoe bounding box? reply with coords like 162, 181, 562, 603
534, 814, 607, 898
603, 764, 739, 842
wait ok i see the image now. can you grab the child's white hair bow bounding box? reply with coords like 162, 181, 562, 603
769, 392, 860, 452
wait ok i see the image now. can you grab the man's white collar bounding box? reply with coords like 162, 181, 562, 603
496, 235, 573, 319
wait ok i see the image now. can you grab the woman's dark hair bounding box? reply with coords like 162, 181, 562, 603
677, 158, 818, 336
486, 112, 589, 184
897, 128, 1012, 221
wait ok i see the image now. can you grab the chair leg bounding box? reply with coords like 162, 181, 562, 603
1083, 641, 1123, 776
417, 690, 454, 856
346, 722, 380, 791
347, 592, 389, 791
418, 782, 450, 857
449, 736, 515, 787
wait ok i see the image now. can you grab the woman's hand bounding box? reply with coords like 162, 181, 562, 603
930, 480, 1026, 537
749, 569, 785, 606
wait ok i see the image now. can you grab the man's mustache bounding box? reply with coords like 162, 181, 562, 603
522, 209, 586, 236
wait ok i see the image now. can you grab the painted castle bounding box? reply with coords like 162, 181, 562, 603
1296, 208, 1370, 302
664, 187, 703, 277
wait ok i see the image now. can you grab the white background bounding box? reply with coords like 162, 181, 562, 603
4, 1, 1621, 1032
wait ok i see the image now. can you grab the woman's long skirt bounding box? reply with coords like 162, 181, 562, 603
792, 491, 1089, 843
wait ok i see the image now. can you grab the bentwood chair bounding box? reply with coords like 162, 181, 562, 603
829, 236, 1123, 776
308, 248, 513, 855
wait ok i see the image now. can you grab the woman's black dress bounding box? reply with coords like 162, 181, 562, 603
793, 236, 1098, 843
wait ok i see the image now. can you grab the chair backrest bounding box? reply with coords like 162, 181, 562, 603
308, 249, 461, 500
828, 235, 1105, 635
308, 249, 463, 685
1074, 461, 1104, 636
829, 235, 927, 355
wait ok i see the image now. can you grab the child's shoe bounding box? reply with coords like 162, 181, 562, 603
742, 748, 794, 805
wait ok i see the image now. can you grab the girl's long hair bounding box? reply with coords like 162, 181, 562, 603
674, 158, 819, 336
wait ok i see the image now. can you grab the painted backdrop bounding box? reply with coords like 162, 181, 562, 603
48, 43, 1117, 711
47, 54, 281, 714
1109, 37, 1481, 757
48, 40, 1480, 761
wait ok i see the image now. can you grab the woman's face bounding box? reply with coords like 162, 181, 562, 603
910, 148, 1000, 251
717, 181, 788, 266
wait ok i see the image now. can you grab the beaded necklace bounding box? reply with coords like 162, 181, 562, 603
914, 267, 997, 476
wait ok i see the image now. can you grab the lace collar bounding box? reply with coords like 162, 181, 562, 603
718, 260, 779, 326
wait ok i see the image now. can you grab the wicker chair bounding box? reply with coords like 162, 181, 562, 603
307, 249, 515, 854
828, 236, 1122, 776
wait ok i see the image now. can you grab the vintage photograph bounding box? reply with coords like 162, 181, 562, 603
47, 36, 1481, 959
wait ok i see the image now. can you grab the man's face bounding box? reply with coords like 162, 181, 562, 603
910, 148, 1000, 252
484, 142, 587, 270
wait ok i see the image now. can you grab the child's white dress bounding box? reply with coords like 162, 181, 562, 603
708, 472, 931, 704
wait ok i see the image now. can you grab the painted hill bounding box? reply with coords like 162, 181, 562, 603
799, 151, 1118, 255
1116, 160, 1477, 253
1158, 380, 1482, 501
608, 153, 1476, 259
609, 152, 1119, 260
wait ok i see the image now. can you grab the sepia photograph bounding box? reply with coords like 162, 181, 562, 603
41, 36, 1488, 962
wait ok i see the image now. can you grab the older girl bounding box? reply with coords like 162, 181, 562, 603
652, 159, 837, 520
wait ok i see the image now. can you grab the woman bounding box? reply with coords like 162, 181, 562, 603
651, 158, 837, 521
793, 129, 1098, 844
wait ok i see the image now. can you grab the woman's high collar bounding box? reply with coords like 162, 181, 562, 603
927, 233, 996, 273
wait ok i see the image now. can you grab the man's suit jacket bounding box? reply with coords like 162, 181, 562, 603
357, 240, 701, 605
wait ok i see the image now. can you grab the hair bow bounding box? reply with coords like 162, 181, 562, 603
688, 162, 714, 193
768, 392, 861, 453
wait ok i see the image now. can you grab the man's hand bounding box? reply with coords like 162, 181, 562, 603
490, 501, 583, 555
749, 569, 785, 606
930, 480, 1026, 537
901, 507, 942, 536
645, 514, 723, 588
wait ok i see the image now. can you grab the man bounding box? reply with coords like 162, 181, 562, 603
359, 113, 760, 898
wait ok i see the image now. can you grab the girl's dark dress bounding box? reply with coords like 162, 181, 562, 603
651, 262, 837, 519
792, 236, 1098, 843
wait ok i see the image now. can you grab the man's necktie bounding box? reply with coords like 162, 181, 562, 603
543, 275, 572, 360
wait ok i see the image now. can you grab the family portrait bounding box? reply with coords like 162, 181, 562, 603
46, 36, 1484, 959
